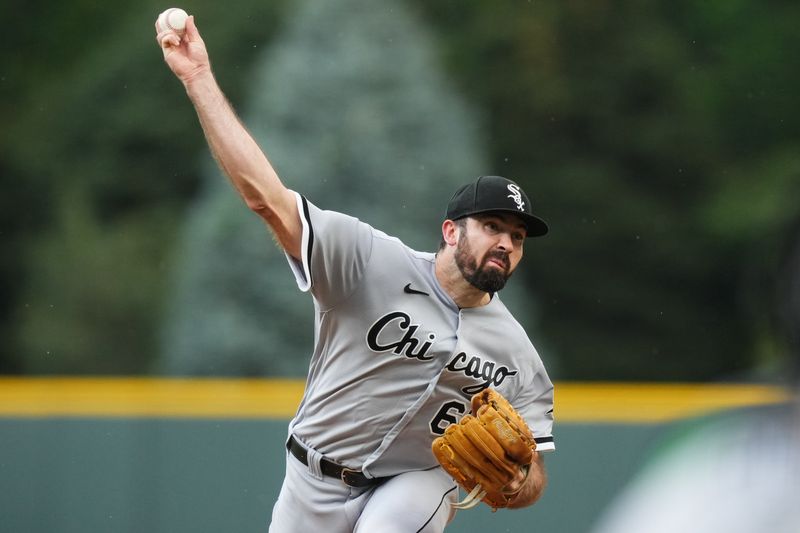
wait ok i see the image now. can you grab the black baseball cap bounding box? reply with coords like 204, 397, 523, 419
445, 175, 549, 237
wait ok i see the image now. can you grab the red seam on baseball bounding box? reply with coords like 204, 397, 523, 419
164, 8, 185, 33
164, 8, 177, 31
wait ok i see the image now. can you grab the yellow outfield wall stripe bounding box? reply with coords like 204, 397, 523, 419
0, 378, 303, 419
554, 382, 791, 423
0, 378, 792, 423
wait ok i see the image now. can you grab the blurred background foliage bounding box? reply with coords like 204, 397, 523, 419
1, 0, 798, 381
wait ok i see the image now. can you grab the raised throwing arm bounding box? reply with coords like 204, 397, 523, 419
156, 14, 302, 259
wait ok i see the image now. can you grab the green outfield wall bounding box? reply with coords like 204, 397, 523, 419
0, 379, 788, 533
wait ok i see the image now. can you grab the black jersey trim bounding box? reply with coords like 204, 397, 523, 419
535, 436, 554, 444
301, 196, 314, 288
416, 485, 458, 533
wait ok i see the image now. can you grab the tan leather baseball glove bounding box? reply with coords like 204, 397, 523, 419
432, 388, 536, 511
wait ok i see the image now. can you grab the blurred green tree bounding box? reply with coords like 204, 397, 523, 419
5, 0, 288, 373
2, 0, 798, 380
412, 0, 800, 380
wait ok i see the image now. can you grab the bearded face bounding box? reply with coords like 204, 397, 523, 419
454, 226, 513, 293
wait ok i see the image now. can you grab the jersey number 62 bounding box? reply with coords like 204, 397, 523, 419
429, 400, 467, 435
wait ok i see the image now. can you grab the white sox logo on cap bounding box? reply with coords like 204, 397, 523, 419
506, 184, 525, 212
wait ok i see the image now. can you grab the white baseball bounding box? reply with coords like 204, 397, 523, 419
157, 8, 189, 35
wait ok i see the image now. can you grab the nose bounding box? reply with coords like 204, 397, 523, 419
496, 231, 514, 251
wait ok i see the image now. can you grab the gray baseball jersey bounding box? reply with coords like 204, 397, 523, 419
284, 193, 555, 479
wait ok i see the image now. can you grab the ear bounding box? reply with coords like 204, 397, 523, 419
441, 219, 460, 247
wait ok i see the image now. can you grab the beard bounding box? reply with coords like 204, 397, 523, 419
454, 231, 512, 293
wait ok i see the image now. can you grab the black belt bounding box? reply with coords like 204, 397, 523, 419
287, 435, 385, 488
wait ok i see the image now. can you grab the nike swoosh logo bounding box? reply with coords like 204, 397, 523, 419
403, 283, 429, 296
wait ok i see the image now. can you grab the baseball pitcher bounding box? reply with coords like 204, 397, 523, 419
157, 13, 555, 533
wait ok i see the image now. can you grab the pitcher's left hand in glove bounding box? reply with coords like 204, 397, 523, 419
432, 388, 536, 511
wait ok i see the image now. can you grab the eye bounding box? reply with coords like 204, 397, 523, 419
484, 221, 499, 233
512, 232, 525, 243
